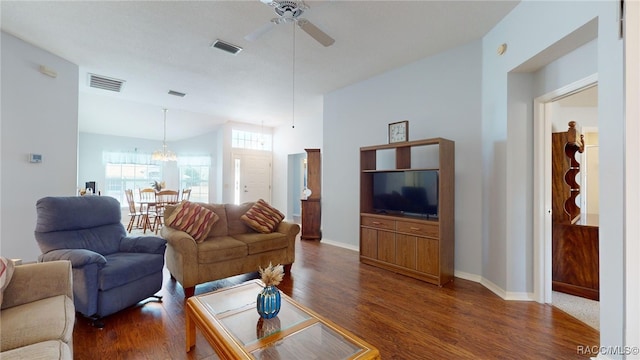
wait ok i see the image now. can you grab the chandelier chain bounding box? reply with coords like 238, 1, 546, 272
152, 108, 177, 162
163, 108, 167, 145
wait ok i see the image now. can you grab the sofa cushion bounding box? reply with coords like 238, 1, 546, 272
232, 232, 289, 254
200, 203, 228, 237
0, 340, 72, 360
240, 199, 285, 234
165, 201, 219, 242
0, 295, 74, 352
0, 256, 15, 306
226, 202, 255, 235
197, 236, 248, 263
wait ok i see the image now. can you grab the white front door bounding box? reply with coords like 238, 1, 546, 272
233, 153, 272, 205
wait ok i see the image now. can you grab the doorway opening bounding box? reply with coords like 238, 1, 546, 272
534, 76, 599, 330
287, 152, 306, 224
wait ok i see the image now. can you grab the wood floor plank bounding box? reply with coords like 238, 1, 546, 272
72, 236, 598, 359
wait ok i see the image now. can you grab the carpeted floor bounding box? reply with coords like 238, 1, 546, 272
552, 291, 599, 330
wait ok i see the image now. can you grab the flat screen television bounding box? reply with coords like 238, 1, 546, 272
372, 170, 439, 218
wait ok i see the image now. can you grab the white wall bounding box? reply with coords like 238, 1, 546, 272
173, 130, 220, 201
483, 1, 623, 355
324, 40, 484, 271
79, 119, 302, 219
1, 32, 79, 262
320, 0, 625, 353
499, 37, 599, 298
504, 72, 535, 296
78, 130, 220, 204
624, 0, 640, 348
272, 96, 323, 218
78, 132, 165, 195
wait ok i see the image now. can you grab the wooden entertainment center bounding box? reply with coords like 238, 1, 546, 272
359, 138, 454, 286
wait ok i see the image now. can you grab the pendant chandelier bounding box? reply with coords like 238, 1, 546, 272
151, 108, 177, 162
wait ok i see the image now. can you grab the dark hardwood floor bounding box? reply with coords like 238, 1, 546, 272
73, 235, 598, 359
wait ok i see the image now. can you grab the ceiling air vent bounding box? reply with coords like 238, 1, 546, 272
211, 39, 243, 55
88, 73, 125, 92
168, 90, 187, 97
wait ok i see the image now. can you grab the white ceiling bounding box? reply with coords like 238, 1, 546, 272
1, 0, 519, 141
557, 85, 598, 107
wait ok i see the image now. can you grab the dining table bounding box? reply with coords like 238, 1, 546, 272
137, 190, 180, 234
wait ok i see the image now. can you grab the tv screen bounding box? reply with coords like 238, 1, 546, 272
372, 170, 438, 218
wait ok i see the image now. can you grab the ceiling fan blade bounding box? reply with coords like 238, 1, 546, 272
244, 21, 276, 42
297, 19, 334, 47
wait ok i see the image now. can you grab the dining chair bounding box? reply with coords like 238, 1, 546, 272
181, 188, 192, 201
124, 189, 142, 232
139, 188, 158, 233
154, 190, 179, 233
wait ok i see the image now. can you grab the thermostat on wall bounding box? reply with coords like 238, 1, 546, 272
29, 153, 43, 163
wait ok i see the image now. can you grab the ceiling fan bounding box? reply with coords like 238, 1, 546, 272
245, 0, 335, 47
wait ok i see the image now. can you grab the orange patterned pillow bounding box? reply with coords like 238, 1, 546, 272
165, 201, 219, 243
241, 199, 285, 234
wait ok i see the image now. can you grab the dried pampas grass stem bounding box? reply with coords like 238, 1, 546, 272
259, 263, 284, 287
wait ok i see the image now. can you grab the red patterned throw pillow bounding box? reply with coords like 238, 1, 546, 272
241, 199, 285, 234
0, 256, 15, 306
165, 201, 219, 243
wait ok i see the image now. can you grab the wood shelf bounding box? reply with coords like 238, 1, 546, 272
359, 138, 454, 286
361, 167, 440, 173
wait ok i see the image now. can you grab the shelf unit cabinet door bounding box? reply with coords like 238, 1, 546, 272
396, 234, 417, 269
416, 237, 439, 276
360, 227, 378, 259
377, 231, 396, 263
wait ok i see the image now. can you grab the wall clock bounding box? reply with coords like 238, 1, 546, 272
388, 121, 409, 143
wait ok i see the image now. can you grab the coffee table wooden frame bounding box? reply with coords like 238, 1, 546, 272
186, 279, 380, 359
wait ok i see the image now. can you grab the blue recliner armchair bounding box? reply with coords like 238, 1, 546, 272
34, 196, 166, 326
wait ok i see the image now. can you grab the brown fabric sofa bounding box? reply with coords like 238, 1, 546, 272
0, 260, 75, 359
160, 202, 300, 297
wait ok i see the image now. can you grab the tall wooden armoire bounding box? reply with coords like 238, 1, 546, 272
301, 149, 321, 240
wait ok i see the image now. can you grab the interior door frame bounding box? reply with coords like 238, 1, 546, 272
625, 0, 640, 344
532, 73, 598, 304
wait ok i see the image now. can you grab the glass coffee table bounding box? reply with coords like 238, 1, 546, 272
186, 279, 380, 359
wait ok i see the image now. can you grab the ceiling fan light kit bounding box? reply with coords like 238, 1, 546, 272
246, 0, 334, 47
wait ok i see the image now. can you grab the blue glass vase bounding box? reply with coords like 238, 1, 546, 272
256, 285, 281, 319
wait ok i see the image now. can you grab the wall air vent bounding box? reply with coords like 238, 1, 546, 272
168, 90, 187, 97
88, 73, 125, 92
210, 39, 243, 55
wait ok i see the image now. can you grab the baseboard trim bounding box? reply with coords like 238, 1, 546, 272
454, 270, 482, 283
453, 271, 535, 301
320, 238, 359, 252
334, 244, 535, 301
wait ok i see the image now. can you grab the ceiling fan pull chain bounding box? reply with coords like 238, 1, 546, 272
292, 22, 296, 129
